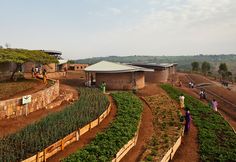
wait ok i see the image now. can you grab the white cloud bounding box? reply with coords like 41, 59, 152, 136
108, 7, 122, 15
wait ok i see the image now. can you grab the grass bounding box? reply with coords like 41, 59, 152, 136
0, 79, 39, 100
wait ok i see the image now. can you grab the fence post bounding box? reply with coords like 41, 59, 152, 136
61, 139, 65, 150
76, 131, 79, 141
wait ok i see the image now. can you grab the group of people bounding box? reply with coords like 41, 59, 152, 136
31, 67, 47, 84
199, 89, 207, 99
179, 93, 219, 134
188, 81, 195, 88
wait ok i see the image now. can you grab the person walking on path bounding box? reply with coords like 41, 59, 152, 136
42, 69, 47, 84
179, 94, 185, 109
101, 81, 106, 94
184, 107, 191, 133
211, 99, 218, 111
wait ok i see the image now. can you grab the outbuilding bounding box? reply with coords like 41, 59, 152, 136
84, 61, 153, 90
131, 63, 178, 83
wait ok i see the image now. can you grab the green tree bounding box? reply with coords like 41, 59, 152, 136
191, 61, 199, 71
218, 63, 228, 79
201, 61, 211, 75
0, 48, 58, 80
67, 60, 76, 64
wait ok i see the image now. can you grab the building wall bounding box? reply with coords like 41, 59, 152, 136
23, 62, 56, 73
145, 69, 169, 83
68, 64, 88, 71
95, 72, 145, 90
0, 63, 17, 81
0, 80, 60, 119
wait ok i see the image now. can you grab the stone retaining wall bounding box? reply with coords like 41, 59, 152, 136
0, 80, 60, 119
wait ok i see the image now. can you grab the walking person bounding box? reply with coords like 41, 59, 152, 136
199, 89, 204, 99
184, 107, 191, 133
179, 94, 185, 109
211, 99, 218, 111
42, 69, 47, 84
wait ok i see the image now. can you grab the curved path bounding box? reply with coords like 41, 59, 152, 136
47, 96, 117, 162
0, 84, 78, 137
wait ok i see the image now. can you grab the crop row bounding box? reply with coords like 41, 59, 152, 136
0, 88, 109, 161
63, 91, 143, 162
161, 84, 236, 161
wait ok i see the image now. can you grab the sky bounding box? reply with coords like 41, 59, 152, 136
0, 0, 236, 59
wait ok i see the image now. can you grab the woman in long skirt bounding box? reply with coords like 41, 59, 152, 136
185, 108, 191, 133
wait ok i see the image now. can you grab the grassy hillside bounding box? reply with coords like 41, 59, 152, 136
76, 54, 236, 75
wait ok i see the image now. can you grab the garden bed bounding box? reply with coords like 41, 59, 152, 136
0, 88, 109, 161
141, 94, 183, 162
63, 91, 143, 162
0, 79, 44, 100
161, 84, 236, 161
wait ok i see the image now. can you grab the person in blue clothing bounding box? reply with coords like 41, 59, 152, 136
184, 107, 191, 133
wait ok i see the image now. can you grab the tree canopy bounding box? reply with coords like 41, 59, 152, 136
191, 61, 199, 71
0, 48, 58, 64
201, 61, 211, 75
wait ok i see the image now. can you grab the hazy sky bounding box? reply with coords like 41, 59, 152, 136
0, 0, 236, 59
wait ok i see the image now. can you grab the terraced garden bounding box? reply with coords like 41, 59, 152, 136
0, 88, 109, 161
161, 84, 236, 161
64, 91, 143, 162
141, 94, 183, 161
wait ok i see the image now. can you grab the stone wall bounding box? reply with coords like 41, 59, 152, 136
0, 80, 60, 119
24, 72, 66, 79
145, 69, 169, 83
95, 72, 145, 90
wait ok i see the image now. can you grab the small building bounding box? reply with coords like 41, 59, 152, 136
68, 64, 89, 71
131, 63, 178, 83
84, 61, 153, 90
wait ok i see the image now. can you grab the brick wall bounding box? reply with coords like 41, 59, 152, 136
0, 80, 60, 119
145, 69, 169, 83
95, 72, 145, 90
68, 64, 88, 71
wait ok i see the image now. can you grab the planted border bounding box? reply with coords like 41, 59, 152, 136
63, 92, 143, 162
161, 84, 236, 161
0, 88, 109, 161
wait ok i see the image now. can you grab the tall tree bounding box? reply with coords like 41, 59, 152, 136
201, 61, 211, 75
218, 63, 228, 79
0, 48, 58, 80
191, 61, 199, 71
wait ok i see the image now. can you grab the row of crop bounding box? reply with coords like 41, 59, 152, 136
0, 88, 109, 161
161, 84, 236, 161
63, 91, 143, 162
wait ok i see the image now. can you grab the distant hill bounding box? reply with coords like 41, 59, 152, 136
76, 54, 236, 75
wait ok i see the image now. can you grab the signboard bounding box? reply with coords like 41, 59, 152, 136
22, 95, 32, 105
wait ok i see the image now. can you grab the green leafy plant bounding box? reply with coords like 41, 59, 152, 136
0, 88, 109, 161
161, 84, 236, 161
63, 92, 143, 162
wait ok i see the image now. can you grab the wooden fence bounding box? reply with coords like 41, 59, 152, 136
160, 128, 184, 162
22, 103, 112, 162
112, 121, 141, 162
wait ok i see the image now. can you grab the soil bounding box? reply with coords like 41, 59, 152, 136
178, 72, 236, 130
172, 113, 200, 162
47, 96, 117, 162
0, 84, 78, 137
120, 101, 154, 162
132, 83, 199, 162
0, 79, 48, 100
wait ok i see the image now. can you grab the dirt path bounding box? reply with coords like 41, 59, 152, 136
47, 96, 117, 162
178, 73, 236, 130
172, 115, 200, 162
0, 75, 79, 137
120, 101, 154, 162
